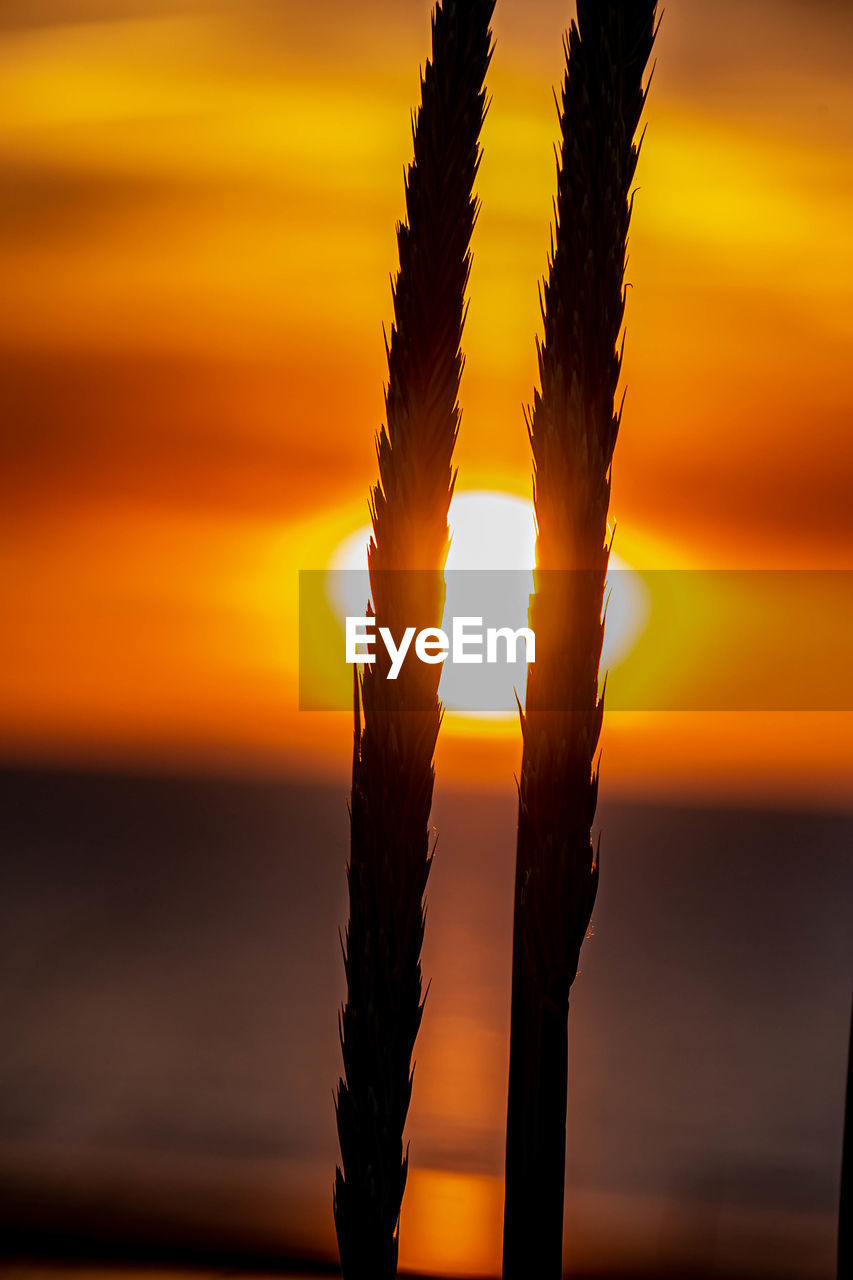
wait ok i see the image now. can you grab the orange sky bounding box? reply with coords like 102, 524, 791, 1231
1, 0, 852, 804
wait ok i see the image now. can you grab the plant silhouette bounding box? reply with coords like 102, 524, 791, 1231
503, 3, 657, 1276
334, 2, 494, 1277
337, 2, 657, 1275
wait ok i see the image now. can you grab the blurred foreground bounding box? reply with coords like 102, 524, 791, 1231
1, 767, 850, 1278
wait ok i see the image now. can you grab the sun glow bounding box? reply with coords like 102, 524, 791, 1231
328, 490, 649, 719
399, 1168, 503, 1278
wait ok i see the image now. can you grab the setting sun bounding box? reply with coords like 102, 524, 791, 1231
328, 489, 649, 717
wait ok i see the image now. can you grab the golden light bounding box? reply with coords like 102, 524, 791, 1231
399, 1168, 503, 1278
328, 489, 649, 718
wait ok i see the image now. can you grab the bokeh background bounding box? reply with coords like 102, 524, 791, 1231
1, 1, 852, 1276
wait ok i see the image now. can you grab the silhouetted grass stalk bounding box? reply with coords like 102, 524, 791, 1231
503, 4, 656, 1275
334, 3, 493, 1277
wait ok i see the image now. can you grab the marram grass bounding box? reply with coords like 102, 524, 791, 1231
334, 2, 494, 1277
503, 3, 657, 1276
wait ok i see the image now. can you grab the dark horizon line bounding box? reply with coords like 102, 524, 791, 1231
1, 755, 851, 822
0, 1229, 773, 1280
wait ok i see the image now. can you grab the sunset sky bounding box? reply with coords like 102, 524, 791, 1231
2, 0, 852, 801
3, 7, 853, 1279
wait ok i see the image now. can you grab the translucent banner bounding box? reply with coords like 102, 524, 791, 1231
298, 569, 853, 713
